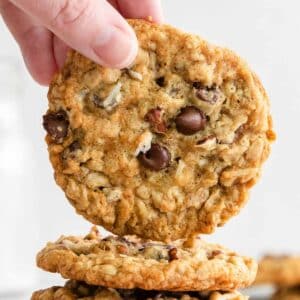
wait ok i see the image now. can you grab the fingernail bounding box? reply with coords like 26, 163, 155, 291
93, 26, 138, 69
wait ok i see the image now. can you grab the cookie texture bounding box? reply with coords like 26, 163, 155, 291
31, 281, 248, 300
271, 287, 300, 300
44, 19, 275, 241
255, 256, 300, 287
36, 227, 257, 291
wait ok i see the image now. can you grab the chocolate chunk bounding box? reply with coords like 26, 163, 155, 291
155, 76, 165, 87
145, 107, 167, 134
138, 143, 171, 171
175, 106, 207, 135
168, 247, 179, 261
43, 110, 69, 143
193, 83, 222, 104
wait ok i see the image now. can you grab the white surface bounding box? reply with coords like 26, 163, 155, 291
0, 0, 299, 297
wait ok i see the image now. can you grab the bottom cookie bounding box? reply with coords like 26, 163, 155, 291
271, 287, 300, 300
36, 227, 256, 291
31, 280, 248, 300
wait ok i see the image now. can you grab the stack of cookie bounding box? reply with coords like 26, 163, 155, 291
32, 20, 275, 299
32, 227, 255, 299
255, 256, 300, 300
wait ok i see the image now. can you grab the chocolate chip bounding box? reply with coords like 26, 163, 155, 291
145, 107, 167, 134
69, 141, 80, 152
192, 81, 202, 89
43, 110, 69, 143
194, 83, 222, 104
155, 76, 165, 87
168, 247, 178, 261
62, 141, 80, 160
138, 143, 171, 171
175, 106, 207, 135
175, 156, 181, 162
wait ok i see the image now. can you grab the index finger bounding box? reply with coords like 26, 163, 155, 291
116, 0, 164, 23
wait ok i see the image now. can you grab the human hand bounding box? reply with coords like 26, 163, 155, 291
0, 0, 163, 85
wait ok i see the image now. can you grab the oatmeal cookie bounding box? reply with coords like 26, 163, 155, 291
271, 287, 300, 300
44, 19, 275, 241
36, 227, 257, 291
31, 280, 248, 300
255, 255, 300, 287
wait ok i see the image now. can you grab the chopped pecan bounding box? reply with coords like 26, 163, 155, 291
145, 107, 167, 134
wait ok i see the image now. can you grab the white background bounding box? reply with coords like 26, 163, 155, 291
0, 0, 299, 298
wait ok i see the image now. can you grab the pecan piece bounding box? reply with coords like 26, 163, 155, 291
145, 107, 167, 134
168, 247, 179, 262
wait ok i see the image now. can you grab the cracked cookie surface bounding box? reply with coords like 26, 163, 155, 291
255, 256, 300, 287
36, 227, 257, 291
31, 280, 248, 300
44, 19, 275, 241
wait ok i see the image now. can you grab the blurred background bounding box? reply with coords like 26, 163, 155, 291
0, 0, 299, 298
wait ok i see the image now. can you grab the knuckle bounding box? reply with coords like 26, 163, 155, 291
52, 0, 91, 29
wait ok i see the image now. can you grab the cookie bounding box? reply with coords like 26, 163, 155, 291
36, 227, 257, 291
255, 256, 300, 287
31, 280, 248, 300
44, 19, 275, 241
271, 287, 300, 300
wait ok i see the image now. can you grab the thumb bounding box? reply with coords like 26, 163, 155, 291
11, 0, 138, 68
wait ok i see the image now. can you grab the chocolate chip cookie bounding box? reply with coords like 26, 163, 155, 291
31, 280, 248, 300
255, 255, 300, 287
44, 19, 275, 241
36, 227, 257, 291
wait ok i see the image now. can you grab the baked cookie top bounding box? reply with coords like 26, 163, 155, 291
31, 280, 248, 300
44, 19, 275, 241
271, 287, 300, 300
36, 227, 257, 291
255, 255, 300, 287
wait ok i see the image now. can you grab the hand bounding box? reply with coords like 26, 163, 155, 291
0, 0, 163, 85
